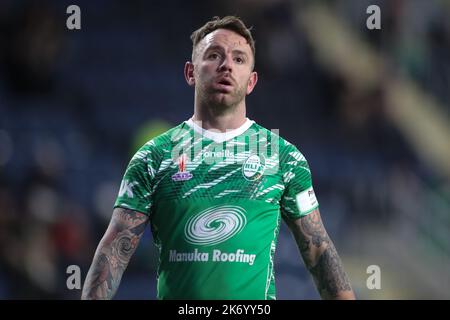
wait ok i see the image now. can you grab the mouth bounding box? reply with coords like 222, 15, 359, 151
217, 78, 233, 86
214, 77, 234, 93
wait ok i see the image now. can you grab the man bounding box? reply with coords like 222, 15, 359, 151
82, 16, 355, 300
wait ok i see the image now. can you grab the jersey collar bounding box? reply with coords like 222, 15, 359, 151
185, 118, 254, 143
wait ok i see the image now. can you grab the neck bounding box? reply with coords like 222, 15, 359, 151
192, 99, 247, 132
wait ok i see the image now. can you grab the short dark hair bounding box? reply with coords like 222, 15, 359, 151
190, 16, 256, 63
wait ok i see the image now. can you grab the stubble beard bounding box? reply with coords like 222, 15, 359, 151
196, 81, 246, 115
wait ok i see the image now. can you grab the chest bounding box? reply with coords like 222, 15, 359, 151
151, 150, 284, 203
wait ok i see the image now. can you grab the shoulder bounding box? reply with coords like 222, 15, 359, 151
251, 121, 306, 161
130, 122, 187, 163
146, 122, 188, 149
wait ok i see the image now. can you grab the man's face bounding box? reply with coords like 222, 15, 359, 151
185, 29, 258, 110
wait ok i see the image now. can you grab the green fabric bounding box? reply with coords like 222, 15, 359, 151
114, 120, 319, 299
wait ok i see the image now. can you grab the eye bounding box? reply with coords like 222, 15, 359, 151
234, 56, 244, 64
208, 53, 220, 60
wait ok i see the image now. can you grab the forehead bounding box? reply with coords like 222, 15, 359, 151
200, 29, 251, 53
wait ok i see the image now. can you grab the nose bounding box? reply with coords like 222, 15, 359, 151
218, 54, 233, 73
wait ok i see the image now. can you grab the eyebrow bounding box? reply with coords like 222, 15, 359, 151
204, 45, 249, 57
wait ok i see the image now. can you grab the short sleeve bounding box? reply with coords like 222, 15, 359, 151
280, 146, 319, 220
114, 143, 156, 216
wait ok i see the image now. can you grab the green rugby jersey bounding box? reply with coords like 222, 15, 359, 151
114, 118, 319, 300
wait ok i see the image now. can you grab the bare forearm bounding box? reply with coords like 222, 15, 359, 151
290, 210, 355, 300
306, 241, 355, 299
81, 208, 148, 300
81, 243, 125, 299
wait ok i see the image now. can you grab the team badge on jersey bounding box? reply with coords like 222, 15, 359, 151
242, 155, 265, 181
172, 154, 193, 181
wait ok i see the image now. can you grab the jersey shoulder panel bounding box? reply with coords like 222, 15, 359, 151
267, 132, 319, 220
114, 122, 187, 215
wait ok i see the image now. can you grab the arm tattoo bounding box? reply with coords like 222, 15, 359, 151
309, 241, 352, 298
292, 210, 353, 299
300, 211, 328, 247
81, 208, 149, 299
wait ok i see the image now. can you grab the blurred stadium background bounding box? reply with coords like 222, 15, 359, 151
0, 0, 449, 299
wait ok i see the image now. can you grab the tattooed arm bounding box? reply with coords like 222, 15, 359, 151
81, 207, 149, 300
286, 209, 355, 299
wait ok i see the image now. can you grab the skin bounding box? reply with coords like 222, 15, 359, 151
184, 28, 258, 132
81, 208, 149, 299
82, 27, 355, 300
285, 209, 355, 299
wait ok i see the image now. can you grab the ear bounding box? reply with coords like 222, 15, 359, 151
246, 71, 258, 95
184, 61, 195, 86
